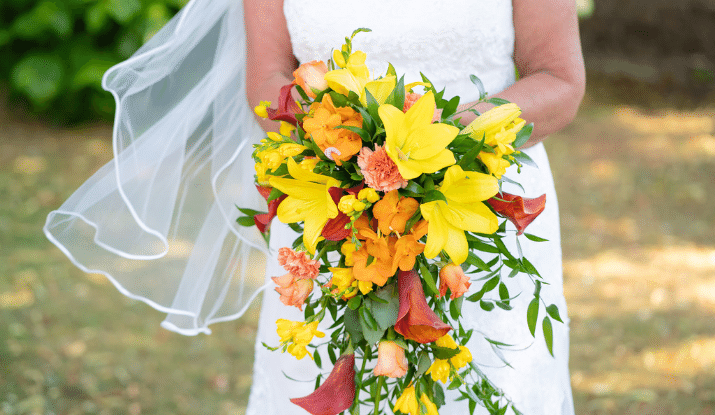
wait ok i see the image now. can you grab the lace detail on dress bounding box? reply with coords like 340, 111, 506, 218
283, 0, 516, 102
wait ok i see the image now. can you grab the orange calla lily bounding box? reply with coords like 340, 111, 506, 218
290, 353, 356, 415
486, 192, 546, 235
394, 270, 452, 344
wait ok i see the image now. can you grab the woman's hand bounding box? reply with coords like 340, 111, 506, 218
454, 0, 586, 148
244, 0, 297, 133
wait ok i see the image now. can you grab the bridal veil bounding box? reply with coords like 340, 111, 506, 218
43, 0, 267, 335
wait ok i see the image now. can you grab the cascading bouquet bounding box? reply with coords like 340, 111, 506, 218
237, 29, 563, 415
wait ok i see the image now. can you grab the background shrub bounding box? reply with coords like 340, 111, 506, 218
0, 0, 187, 124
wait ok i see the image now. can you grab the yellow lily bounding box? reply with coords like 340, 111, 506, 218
461, 102, 522, 138
420, 165, 498, 264
379, 91, 458, 180
269, 158, 341, 254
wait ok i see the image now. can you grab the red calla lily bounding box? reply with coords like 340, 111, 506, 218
254, 185, 286, 234
266, 83, 302, 126
290, 353, 356, 415
321, 184, 365, 241
394, 270, 452, 344
487, 192, 546, 235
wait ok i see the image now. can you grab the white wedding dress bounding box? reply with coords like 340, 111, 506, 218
247, 1, 574, 414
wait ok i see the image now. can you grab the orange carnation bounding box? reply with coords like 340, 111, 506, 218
302, 94, 362, 166
356, 145, 408, 192
277, 247, 320, 280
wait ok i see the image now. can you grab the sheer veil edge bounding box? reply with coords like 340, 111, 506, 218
43, 0, 271, 336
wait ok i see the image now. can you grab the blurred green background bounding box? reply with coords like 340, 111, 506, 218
2, 0, 715, 414
0, 0, 188, 124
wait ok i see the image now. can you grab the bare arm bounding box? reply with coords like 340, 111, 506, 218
453, 0, 586, 147
244, 0, 297, 132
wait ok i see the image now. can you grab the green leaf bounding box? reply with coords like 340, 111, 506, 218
266, 187, 284, 202
469, 74, 487, 101
386, 62, 397, 78
432, 345, 460, 360
479, 300, 495, 311
402, 181, 424, 197
236, 216, 255, 227
416, 351, 431, 378
545, 304, 563, 323
466, 251, 491, 272
458, 135, 485, 169
347, 295, 361, 310
449, 295, 464, 320
335, 125, 370, 142
11, 54, 64, 106
344, 306, 364, 343
441, 95, 460, 119
486, 97, 511, 106
543, 317, 554, 356
419, 263, 439, 296
498, 282, 509, 302
521, 257, 540, 278
512, 123, 534, 149
385, 75, 406, 111
466, 236, 500, 254
433, 382, 446, 407
237, 207, 266, 217
422, 190, 447, 204
523, 233, 549, 242
512, 150, 538, 168
369, 284, 400, 330
481, 276, 500, 293
359, 305, 380, 332
527, 298, 539, 337
314, 350, 322, 368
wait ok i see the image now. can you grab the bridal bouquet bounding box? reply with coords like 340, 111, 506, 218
238, 29, 562, 415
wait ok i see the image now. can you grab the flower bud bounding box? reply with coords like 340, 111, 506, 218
373, 341, 408, 378
438, 263, 471, 299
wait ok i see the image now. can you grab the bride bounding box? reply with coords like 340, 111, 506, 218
244, 1, 584, 414
45, 0, 584, 413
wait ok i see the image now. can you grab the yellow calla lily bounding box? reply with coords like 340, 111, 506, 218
420, 165, 499, 264
268, 158, 341, 254
379, 91, 458, 180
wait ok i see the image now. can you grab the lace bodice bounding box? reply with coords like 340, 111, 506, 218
284, 0, 516, 102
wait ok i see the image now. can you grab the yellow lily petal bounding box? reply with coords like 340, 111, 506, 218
440, 201, 498, 235
421, 201, 469, 263
440, 166, 499, 203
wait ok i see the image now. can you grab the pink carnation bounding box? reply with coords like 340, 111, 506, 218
277, 247, 320, 279
403, 93, 422, 112
357, 145, 408, 192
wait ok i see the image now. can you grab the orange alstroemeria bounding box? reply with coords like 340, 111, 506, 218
352, 217, 396, 287
392, 220, 428, 272
302, 94, 362, 166
373, 190, 419, 235
290, 353, 356, 415
395, 269, 452, 344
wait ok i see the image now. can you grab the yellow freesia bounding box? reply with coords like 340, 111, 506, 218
450, 345, 473, 369
478, 151, 511, 178
379, 91, 458, 180
420, 165, 498, 264
420, 394, 440, 415
426, 359, 451, 383
269, 158, 341, 254
394, 385, 419, 415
